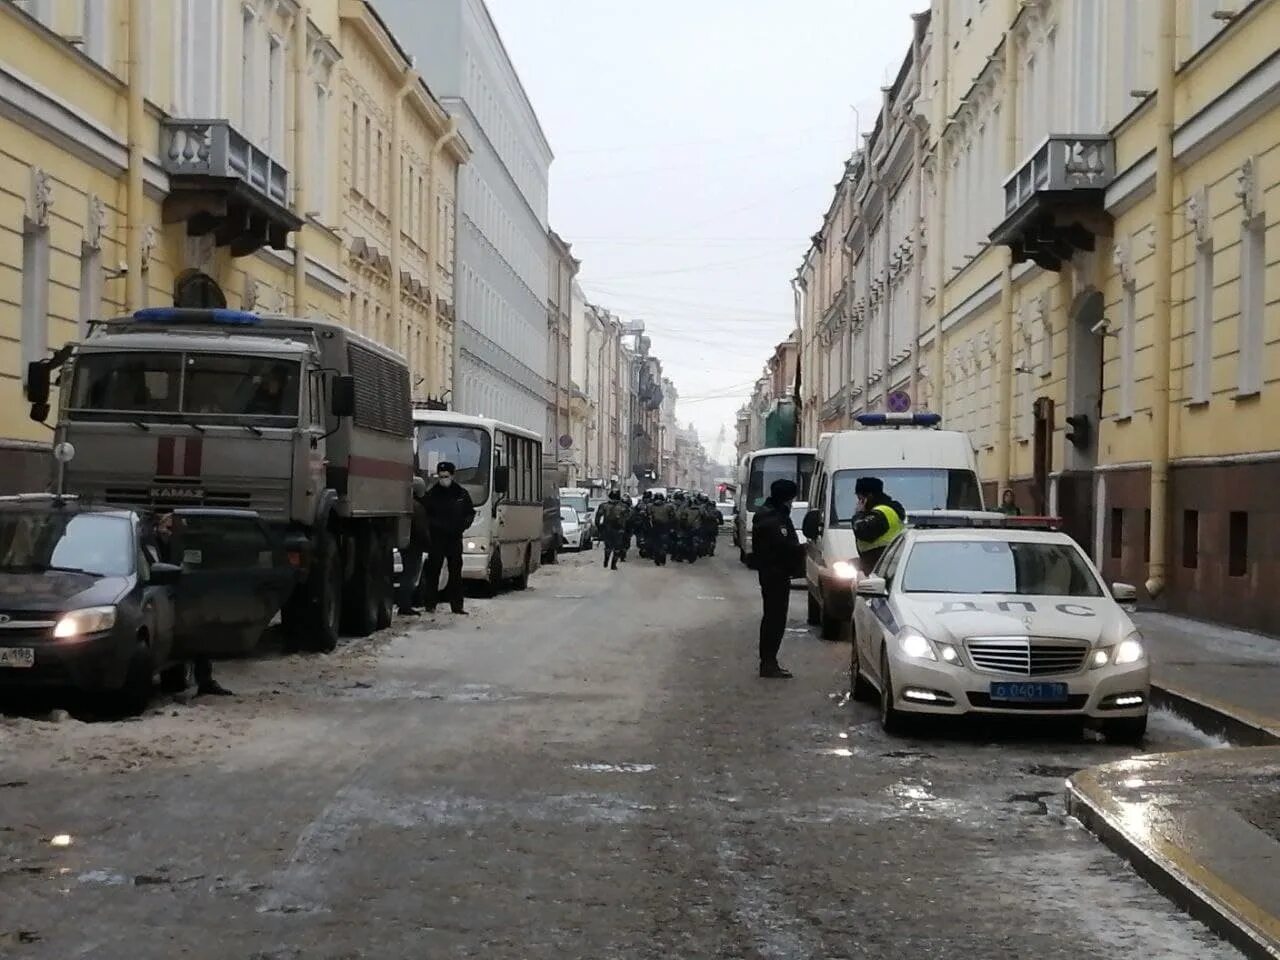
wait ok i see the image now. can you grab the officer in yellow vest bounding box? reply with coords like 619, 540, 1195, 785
852, 476, 907, 574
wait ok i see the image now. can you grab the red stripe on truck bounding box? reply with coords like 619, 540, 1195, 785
156, 437, 175, 476
184, 435, 203, 476
347, 455, 413, 481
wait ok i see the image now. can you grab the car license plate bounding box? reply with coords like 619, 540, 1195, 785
990, 681, 1068, 703
0, 648, 35, 669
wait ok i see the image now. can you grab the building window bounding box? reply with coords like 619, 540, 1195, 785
1110, 508, 1123, 560
241, 8, 256, 138
1181, 509, 1199, 569
1190, 234, 1213, 405
1072, 0, 1102, 130
82, 0, 110, 67
78, 242, 102, 338
177, 0, 222, 116
1238, 214, 1265, 397
20, 216, 51, 388
1117, 278, 1136, 420
15, 0, 53, 27
312, 85, 328, 219
267, 34, 284, 156
349, 102, 360, 193
1228, 511, 1248, 578
362, 116, 372, 197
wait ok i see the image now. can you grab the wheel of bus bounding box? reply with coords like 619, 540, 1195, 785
374, 531, 394, 631
512, 546, 531, 591
483, 550, 503, 598
807, 591, 821, 626
341, 528, 380, 638
296, 533, 340, 653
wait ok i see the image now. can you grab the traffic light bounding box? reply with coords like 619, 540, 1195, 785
1065, 414, 1091, 450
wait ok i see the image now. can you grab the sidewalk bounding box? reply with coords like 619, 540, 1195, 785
1068, 611, 1280, 959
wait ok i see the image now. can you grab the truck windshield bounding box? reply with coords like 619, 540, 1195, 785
69, 352, 300, 422
417, 425, 491, 505
746, 454, 815, 511
0, 512, 133, 578
829, 468, 982, 524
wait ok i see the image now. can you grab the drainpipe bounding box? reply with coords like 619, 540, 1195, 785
929, 1, 950, 415
124, 0, 146, 311
995, 23, 1019, 500
390, 66, 414, 360
426, 116, 461, 397
909, 18, 926, 405
790, 276, 803, 443
1146, 0, 1177, 599
879, 86, 893, 410
292, 1, 309, 313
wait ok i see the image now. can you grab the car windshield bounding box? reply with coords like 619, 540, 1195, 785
830, 468, 982, 524
561, 493, 589, 514
560, 507, 580, 524
901, 539, 1104, 597
746, 454, 815, 511
417, 424, 491, 505
0, 512, 133, 577
69, 351, 301, 421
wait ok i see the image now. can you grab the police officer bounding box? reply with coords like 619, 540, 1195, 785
700, 495, 720, 557
618, 495, 633, 562
634, 491, 654, 558
752, 478, 805, 679
852, 476, 907, 574
422, 461, 477, 615
648, 493, 674, 566
598, 491, 630, 570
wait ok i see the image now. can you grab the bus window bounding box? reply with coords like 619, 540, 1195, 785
417, 424, 492, 505
746, 454, 815, 511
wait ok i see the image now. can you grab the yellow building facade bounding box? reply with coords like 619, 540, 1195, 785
924, 0, 1280, 631
0, 0, 465, 492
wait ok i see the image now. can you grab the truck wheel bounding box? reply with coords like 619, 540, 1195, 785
512, 547, 531, 591
297, 535, 340, 653
374, 532, 394, 630
341, 530, 379, 638
807, 592, 821, 626
483, 551, 503, 597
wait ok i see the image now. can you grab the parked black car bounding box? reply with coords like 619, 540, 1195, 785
0, 496, 293, 713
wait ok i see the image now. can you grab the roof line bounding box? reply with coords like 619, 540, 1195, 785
470, 0, 554, 161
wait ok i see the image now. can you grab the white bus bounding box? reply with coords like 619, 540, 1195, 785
413, 410, 545, 594
735, 446, 817, 567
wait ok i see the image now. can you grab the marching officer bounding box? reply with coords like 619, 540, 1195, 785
598, 491, 630, 571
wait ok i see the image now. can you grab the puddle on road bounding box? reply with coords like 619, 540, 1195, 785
1006, 790, 1056, 816
337, 681, 520, 704
696, 596, 728, 601
1023, 764, 1081, 780
572, 762, 656, 774
77, 870, 127, 886
554, 594, 587, 600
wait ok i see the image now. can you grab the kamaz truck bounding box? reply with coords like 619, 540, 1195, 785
25, 308, 414, 653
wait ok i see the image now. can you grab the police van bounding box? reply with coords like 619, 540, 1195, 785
801, 414, 987, 640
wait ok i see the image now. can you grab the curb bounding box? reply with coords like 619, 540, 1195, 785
1151, 680, 1280, 747
1067, 766, 1280, 960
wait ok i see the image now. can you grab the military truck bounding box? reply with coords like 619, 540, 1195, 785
25, 307, 414, 653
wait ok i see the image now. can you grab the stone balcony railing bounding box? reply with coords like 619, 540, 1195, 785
1002, 134, 1116, 217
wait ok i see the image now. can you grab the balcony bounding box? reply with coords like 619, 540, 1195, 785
990, 135, 1116, 272
160, 119, 302, 257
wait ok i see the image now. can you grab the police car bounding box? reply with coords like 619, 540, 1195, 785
849, 515, 1149, 744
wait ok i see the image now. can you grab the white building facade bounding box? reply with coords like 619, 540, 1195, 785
378, 0, 554, 436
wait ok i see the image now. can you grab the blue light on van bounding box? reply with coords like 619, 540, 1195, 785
855, 412, 943, 428
133, 308, 262, 326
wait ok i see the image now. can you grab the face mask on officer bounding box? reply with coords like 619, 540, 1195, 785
437, 471, 454, 488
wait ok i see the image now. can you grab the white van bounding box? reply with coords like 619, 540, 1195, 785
802, 413, 985, 639
735, 447, 817, 566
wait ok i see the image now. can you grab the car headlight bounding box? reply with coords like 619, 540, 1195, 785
464, 538, 488, 554
54, 606, 117, 639
898, 629, 937, 662
831, 560, 860, 580
1114, 636, 1145, 665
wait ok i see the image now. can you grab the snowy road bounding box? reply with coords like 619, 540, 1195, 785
0, 547, 1242, 958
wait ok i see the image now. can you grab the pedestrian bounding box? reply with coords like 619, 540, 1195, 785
998, 489, 1021, 516
752, 478, 805, 679
851, 476, 907, 575
422, 461, 476, 615
618, 495, 633, 562
599, 491, 630, 570
649, 493, 674, 566
397, 476, 431, 616
148, 512, 232, 696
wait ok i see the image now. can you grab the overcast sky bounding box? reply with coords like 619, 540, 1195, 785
486, 0, 928, 460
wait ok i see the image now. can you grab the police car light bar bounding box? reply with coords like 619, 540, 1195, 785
133, 308, 263, 327
907, 513, 1063, 532
854, 412, 943, 428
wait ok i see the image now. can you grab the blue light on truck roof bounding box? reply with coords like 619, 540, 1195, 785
133, 308, 262, 326
855, 412, 942, 428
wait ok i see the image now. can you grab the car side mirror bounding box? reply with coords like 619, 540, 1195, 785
330, 375, 356, 418
856, 576, 888, 598
493, 465, 510, 496
801, 509, 822, 541
149, 562, 183, 586
25, 361, 51, 405
1111, 582, 1138, 603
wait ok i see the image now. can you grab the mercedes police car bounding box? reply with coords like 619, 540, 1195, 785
849, 515, 1149, 744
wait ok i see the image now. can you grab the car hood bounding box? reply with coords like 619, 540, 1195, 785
0, 571, 130, 613
899, 593, 1132, 646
